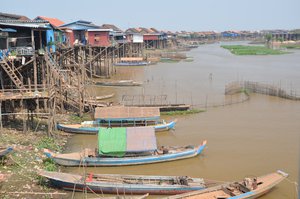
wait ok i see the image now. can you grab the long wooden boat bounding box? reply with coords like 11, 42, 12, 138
56, 120, 176, 134
39, 170, 217, 195
125, 104, 191, 112
0, 147, 13, 158
95, 80, 142, 87
95, 93, 115, 100
94, 194, 149, 199
44, 140, 207, 167
163, 170, 288, 199
114, 61, 150, 66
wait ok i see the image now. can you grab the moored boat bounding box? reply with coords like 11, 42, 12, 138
98, 194, 149, 199
163, 170, 288, 199
0, 147, 13, 158
39, 170, 217, 195
95, 80, 142, 87
45, 126, 207, 167
114, 57, 150, 66
57, 106, 176, 134
114, 61, 150, 66
57, 119, 176, 134
95, 93, 115, 100
44, 141, 206, 166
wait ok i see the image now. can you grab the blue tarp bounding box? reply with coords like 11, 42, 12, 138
0, 28, 17, 33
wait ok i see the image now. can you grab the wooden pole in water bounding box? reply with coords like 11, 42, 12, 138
0, 101, 2, 131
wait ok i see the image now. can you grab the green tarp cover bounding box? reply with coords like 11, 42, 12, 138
98, 127, 127, 157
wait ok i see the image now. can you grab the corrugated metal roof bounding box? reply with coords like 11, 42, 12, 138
0, 12, 30, 21
101, 24, 123, 32
0, 20, 51, 29
87, 28, 112, 32
60, 20, 100, 30
0, 28, 17, 32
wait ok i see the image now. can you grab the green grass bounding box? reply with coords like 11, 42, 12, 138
221, 45, 287, 55
69, 113, 93, 123
183, 58, 194, 62
35, 137, 62, 152
160, 58, 180, 63
161, 109, 205, 116
43, 158, 58, 171
240, 88, 250, 96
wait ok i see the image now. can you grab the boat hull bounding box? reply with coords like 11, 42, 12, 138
40, 171, 206, 195
45, 141, 206, 167
114, 62, 149, 66
50, 179, 204, 195
0, 147, 13, 158
56, 120, 176, 134
163, 170, 288, 199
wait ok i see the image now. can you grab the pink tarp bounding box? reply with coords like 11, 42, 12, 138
126, 126, 157, 152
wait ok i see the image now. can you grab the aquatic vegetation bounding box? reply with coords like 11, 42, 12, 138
161, 109, 205, 116
160, 58, 180, 63
221, 45, 287, 55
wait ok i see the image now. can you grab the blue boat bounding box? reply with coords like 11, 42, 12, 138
45, 126, 207, 167
57, 107, 176, 134
44, 142, 206, 167
39, 170, 216, 195
0, 147, 13, 158
57, 120, 176, 134
114, 61, 150, 66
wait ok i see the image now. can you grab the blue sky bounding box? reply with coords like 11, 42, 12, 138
1, 0, 300, 31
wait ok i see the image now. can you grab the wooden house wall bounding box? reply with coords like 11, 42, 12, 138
87, 31, 110, 47
143, 35, 159, 41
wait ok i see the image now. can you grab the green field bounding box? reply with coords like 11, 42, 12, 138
221, 45, 287, 55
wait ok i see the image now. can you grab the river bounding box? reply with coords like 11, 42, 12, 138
65, 42, 300, 199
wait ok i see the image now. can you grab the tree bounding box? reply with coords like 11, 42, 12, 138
265, 33, 273, 48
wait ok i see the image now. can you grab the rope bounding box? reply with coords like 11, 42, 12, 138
284, 178, 298, 199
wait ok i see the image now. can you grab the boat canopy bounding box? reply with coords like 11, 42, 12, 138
98, 126, 157, 157
120, 57, 143, 62
94, 106, 160, 122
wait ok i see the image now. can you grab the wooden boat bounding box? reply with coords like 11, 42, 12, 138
95, 80, 142, 87
0, 147, 13, 158
114, 61, 150, 66
95, 93, 115, 100
93, 194, 149, 199
163, 170, 288, 199
126, 104, 191, 112
39, 170, 216, 195
44, 140, 207, 167
57, 120, 176, 134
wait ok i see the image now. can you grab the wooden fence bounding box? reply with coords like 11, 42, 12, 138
225, 81, 300, 101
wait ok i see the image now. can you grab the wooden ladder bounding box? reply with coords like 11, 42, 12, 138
0, 57, 26, 90
44, 52, 67, 85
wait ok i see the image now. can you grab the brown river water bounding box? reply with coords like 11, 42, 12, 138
64, 42, 300, 198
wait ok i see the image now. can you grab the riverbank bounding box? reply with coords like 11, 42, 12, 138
0, 113, 92, 198
0, 129, 71, 198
